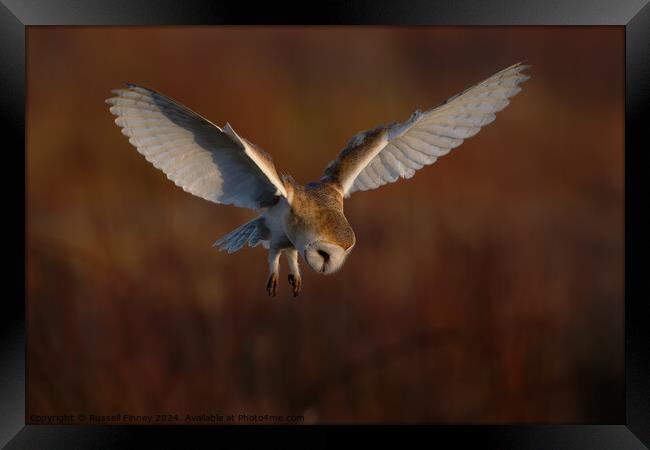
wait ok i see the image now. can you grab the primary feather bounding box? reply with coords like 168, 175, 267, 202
322, 62, 531, 197
107, 84, 287, 211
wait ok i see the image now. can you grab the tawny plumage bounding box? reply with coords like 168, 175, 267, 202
107, 63, 530, 297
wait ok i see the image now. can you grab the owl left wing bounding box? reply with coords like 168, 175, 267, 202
107, 84, 287, 211
321, 63, 530, 197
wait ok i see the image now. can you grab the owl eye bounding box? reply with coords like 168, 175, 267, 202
317, 249, 330, 262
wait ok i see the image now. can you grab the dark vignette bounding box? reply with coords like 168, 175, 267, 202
1, 0, 648, 448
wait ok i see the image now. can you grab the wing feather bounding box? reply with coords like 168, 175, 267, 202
322, 63, 530, 197
107, 84, 287, 210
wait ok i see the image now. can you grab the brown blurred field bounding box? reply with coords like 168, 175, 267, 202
26, 26, 624, 424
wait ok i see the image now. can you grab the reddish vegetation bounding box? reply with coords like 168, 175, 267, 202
27, 27, 623, 423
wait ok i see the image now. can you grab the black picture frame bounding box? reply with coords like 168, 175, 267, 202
3, 0, 649, 448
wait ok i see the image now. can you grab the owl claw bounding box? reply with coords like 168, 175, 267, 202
266, 273, 278, 297
288, 274, 302, 297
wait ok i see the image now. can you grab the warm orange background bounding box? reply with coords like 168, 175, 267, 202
27, 27, 624, 423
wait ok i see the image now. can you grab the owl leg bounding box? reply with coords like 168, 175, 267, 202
266, 248, 281, 297
284, 248, 302, 297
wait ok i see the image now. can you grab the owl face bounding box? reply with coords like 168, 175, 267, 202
289, 192, 356, 275
303, 240, 353, 274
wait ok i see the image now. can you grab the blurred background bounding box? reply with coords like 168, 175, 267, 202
26, 26, 624, 423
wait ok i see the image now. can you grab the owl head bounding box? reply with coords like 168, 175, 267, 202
301, 210, 355, 274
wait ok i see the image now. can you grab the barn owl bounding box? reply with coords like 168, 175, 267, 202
107, 62, 529, 297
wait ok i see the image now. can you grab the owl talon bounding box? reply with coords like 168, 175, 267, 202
288, 274, 302, 297
266, 273, 278, 297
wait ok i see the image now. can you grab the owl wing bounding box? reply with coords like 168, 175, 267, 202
107, 84, 287, 211
321, 63, 530, 197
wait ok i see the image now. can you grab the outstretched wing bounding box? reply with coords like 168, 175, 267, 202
321, 63, 530, 197
107, 84, 287, 211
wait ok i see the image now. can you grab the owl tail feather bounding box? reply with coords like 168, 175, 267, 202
212, 217, 268, 254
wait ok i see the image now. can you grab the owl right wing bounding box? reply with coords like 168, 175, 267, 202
321, 62, 530, 197
107, 84, 287, 211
